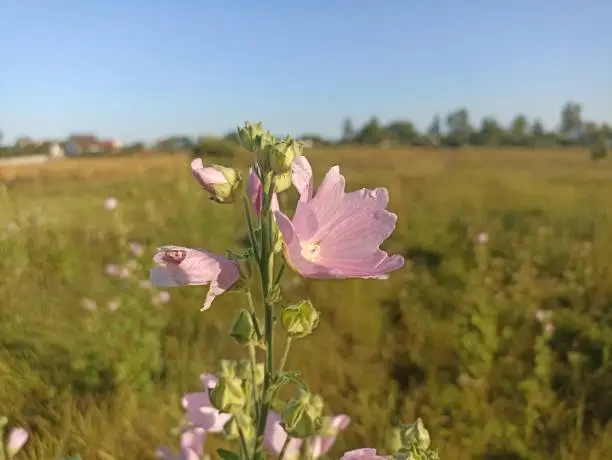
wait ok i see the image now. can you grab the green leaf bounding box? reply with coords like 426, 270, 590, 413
278, 371, 309, 391
217, 448, 241, 460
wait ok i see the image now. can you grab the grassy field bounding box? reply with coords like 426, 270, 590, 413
2, 146, 612, 459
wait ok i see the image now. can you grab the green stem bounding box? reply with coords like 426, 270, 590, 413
278, 336, 293, 376
243, 195, 260, 263
237, 423, 251, 460
248, 342, 260, 421
245, 290, 263, 341
278, 437, 292, 460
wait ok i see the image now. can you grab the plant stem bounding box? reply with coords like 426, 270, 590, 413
243, 195, 260, 263
237, 423, 251, 460
245, 290, 263, 341
278, 437, 292, 460
278, 336, 293, 376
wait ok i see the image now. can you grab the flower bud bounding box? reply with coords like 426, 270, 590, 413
272, 221, 283, 254
223, 413, 256, 443
237, 122, 274, 153
229, 310, 256, 345
281, 390, 324, 438
191, 159, 243, 204
281, 300, 320, 339
232, 360, 265, 387
269, 137, 303, 174
209, 375, 246, 414
273, 169, 293, 194
399, 418, 430, 451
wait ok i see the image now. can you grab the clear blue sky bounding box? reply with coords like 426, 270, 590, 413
1, 0, 610, 144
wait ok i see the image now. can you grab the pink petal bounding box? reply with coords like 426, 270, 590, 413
263, 411, 302, 457
181, 427, 206, 456
155, 446, 177, 460
191, 158, 227, 191
340, 448, 387, 460
150, 246, 240, 309
310, 415, 351, 458
7, 428, 28, 456
182, 393, 231, 432
291, 156, 314, 201
248, 168, 280, 214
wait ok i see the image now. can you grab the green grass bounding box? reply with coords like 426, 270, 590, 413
2, 147, 612, 459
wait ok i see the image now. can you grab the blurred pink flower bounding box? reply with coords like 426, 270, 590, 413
340, 448, 387, 460
119, 267, 131, 278
150, 246, 240, 310
107, 298, 121, 312
104, 197, 118, 210
7, 427, 29, 457
310, 415, 351, 458
105, 264, 120, 276
153, 291, 171, 305
263, 411, 302, 458
247, 168, 279, 215
274, 156, 404, 279
156, 427, 206, 460
476, 232, 489, 244
139, 279, 154, 290
182, 374, 232, 432
263, 413, 350, 459
129, 242, 144, 257
82, 298, 97, 311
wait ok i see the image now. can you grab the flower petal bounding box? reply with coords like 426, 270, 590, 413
263, 411, 302, 458
7, 428, 28, 456
180, 427, 206, 456
191, 158, 227, 190
291, 156, 314, 201
309, 414, 351, 458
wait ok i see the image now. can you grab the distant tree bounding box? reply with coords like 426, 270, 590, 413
354, 117, 388, 145
505, 114, 529, 146
471, 116, 503, 146
0, 129, 3, 146
426, 114, 442, 145
223, 131, 240, 144
591, 130, 609, 161
342, 118, 355, 143
444, 108, 472, 147
385, 120, 419, 145
559, 101, 583, 145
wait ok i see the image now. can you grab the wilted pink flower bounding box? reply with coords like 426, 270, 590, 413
191, 158, 228, 193
247, 168, 279, 215
274, 157, 404, 278
105, 264, 120, 276
156, 427, 206, 460
153, 291, 171, 305
340, 448, 387, 460
7, 427, 29, 457
182, 374, 232, 432
150, 246, 240, 310
263, 411, 302, 458
104, 197, 118, 210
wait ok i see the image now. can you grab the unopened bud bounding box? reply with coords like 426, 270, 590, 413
229, 310, 256, 345
269, 137, 303, 174
237, 122, 274, 153
399, 418, 430, 451
273, 169, 293, 194
191, 159, 243, 204
209, 375, 246, 414
281, 300, 320, 339
281, 390, 324, 438
223, 413, 256, 443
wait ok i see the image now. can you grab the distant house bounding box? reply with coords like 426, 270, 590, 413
65, 135, 120, 156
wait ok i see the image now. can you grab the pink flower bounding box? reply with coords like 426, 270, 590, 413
191, 159, 228, 194
263, 411, 302, 459
105, 264, 120, 276
153, 291, 171, 305
150, 246, 240, 310
340, 448, 388, 460
263, 413, 350, 459
104, 197, 118, 210
182, 374, 232, 432
310, 415, 351, 458
7, 427, 28, 456
156, 427, 206, 460
247, 168, 279, 215
274, 157, 404, 279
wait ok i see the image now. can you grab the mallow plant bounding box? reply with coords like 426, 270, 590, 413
4, 122, 440, 460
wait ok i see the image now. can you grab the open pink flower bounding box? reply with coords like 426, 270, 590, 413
263, 412, 350, 459
156, 427, 206, 460
274, 157, 404, 279
150, 246, 240, 310
7, 427, 28, 457
247, 168, 279, 215
263, 411, 302, 458
340, 448, 388, 460
182, 374, 232, 432
310, 415, 351, 458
